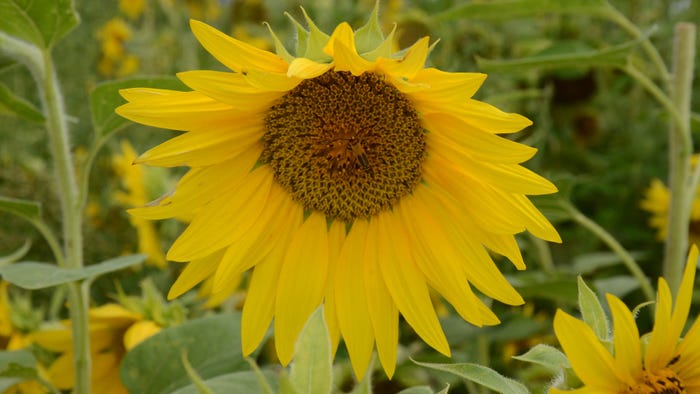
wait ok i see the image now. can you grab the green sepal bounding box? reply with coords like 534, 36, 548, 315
354, 0, 384, 54
363, 24, 397, 61
263, 22, 295, 64
286, 8, 331, 62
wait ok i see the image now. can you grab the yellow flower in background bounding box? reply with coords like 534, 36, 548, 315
31, 304, 161, 394
112, 140, 167, 268
552, 246, 700, 393
119, 0, 145, 20
0, 282, 31, 350
97, 18, 139, 77
184, 0, 220, 21
116, 6, 560, 378
641, 176, 700, 246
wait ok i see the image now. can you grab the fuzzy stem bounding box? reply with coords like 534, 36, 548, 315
562, 201, 655, 302
663, 23, 696, 295
39, 48, 90, 393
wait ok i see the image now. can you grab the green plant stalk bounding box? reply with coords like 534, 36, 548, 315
562, 201, 655, 302
604, 6, 670, 89
663, 23, 696, 295
40, 48, 91, 393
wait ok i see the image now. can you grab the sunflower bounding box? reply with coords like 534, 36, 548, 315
116, 6, 560, 378
640, 177, 700, 246
31, 303, 163, 394
552, 246, 700, 393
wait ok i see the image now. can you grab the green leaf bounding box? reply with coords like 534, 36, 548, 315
512, 344, 570, 372
120, 313, 250, 394
435, 385, 450, 394
90, 77, 186, 139
412, 361, 529, 394
170, 371, 274, 394
0, 239, 31, 266
0, 83, 44, 123
594, 276, 640, 299
0, 350, 38, 391
0, 254, 146, 289
572, 251, 647, 274
181, 353, 214, 394
475, 38, 644, 73
0, 0, 79, 49
434, 0, 611, 21
578, 276, 609, 340
289, 308, 332, 394
0, 196, 41, 222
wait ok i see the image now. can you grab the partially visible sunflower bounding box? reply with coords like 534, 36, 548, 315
112, 140, 167, 268
551, 245, 700, 393
97, 18, 139, 78
31, 303, 162, 394
641, 177, 700, 246
116, 6, 560, 378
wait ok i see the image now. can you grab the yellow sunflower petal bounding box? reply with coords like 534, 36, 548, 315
669, 245, 698, 347
123, 320, 162, 351
645, 278, 674, 371
409, 68, 486, 99
607, 294, 640, 385
376, 37, 429, 79
676, 316, 700, 382
553, 310, 622, 390
177, 70, 284, 109
241, 204, 304, 356
421, 98, 533, 134
324, 220, 346, 357
286, 57, 334, 79
334, 219, 375, 379
422, 112, 538, 164
189, 19, 288, 73
326, 23, 373, 76
166, 168, 273, 261
274, 212, 329, 365
243, 69, 302, 92
167, 249, 224, 299
134, 125, 262, 167
364, 219, 399, 378
376, 210, 450, 356
211, 184, 291, 293
116, 90, 240, 131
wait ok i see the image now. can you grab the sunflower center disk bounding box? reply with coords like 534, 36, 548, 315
263, 71, 425, 222
623, 368, 685, 394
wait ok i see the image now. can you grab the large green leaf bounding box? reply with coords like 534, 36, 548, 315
120, 313, 249, 394
434, 0, 611, 21
0, 350, 39, 391
90, 77, 186, 139
0, 83, 44, 123
0, 196, 41, 222
171, 371, 275, 394
0, 0, 79, 49
0, 254, 145, 289
289, 308, 332, 394
412, 361, 529, 394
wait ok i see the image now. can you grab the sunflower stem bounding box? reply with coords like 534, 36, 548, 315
561, 201, 655, 302
39, 47, 91, 393
663, 22, 696, 296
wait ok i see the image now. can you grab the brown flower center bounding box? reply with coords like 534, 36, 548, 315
263, 71, 425, 222
623, 368, 685, 394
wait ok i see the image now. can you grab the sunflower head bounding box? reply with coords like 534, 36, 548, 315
552, 246, 700, 393
117, 5, 559, 379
